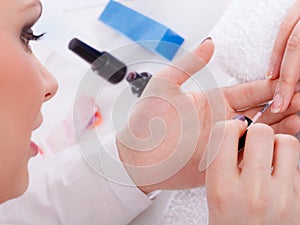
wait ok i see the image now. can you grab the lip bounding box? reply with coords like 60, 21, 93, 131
30, 141, 40, 157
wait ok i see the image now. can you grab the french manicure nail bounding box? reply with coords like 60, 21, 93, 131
272, 93, 283, 113
266, 53, 279, 80
266, 66, 275, 80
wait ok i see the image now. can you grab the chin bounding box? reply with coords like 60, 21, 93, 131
1, 168, 30, 204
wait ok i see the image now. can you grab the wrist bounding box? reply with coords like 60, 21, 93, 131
116, 137, 159, 194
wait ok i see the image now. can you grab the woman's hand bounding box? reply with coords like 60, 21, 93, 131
206, 119, 300, 225
267, 0, 300, 113
117, 39, 300, 193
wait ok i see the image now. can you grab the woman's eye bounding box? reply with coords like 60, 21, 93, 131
21, 28, 45, 51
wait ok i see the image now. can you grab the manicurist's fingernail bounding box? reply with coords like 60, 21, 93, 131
233, 115, 251, 127
233, 115, 246, 121
271, 93, 283, 113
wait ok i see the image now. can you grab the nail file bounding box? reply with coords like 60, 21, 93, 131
99, 1, 185, 60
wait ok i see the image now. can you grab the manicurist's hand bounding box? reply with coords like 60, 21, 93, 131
117, 39, 300, 194
206, 119, 300, 225
267, 0, 300, 113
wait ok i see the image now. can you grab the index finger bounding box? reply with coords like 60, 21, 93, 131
156, 38, 214, 85
223, 79, 277, 110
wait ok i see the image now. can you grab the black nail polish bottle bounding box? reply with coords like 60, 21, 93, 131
68, 38, 127, 84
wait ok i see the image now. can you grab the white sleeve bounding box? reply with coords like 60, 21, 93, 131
0, 133, 152, 225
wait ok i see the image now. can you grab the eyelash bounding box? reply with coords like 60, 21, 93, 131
21, 28, 45, 51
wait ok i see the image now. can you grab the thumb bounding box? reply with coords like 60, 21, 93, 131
156, 38, 214, 85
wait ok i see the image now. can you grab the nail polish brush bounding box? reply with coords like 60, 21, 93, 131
238, 100, 274, 151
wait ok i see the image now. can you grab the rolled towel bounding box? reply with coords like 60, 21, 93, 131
159, 1, 297, 225
209, 0, 295, 82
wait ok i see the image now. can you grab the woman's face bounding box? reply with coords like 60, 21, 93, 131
0, 0, 57, 203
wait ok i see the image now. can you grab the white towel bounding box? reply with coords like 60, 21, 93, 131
209, 0, 295, 82
159, 188, 208, 225
159, 0, 296, 224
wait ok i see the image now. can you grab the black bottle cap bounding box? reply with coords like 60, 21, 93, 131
68, 38, 127, 84
68, 38, 103, 64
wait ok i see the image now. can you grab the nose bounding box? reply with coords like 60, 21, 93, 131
38, 61, 58, 102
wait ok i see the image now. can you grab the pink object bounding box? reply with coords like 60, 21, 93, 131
43, 95, 102, 154
248, 100, 274, 129
251, 111, 262, 124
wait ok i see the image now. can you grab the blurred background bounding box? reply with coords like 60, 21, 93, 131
32, 0, 232, 141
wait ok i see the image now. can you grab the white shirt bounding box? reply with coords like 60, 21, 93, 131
0, 134, 152, 225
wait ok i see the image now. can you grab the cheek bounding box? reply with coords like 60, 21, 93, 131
0, 37, 44, 200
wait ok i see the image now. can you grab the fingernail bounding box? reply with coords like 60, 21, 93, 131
266, 54, 279, 80
266, 63, 275, 80
233, 115, 246, 121
271, 93, 283, 113
199, 37, 212, 45
233, 115, 252, 128
265, 67, 274, 80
